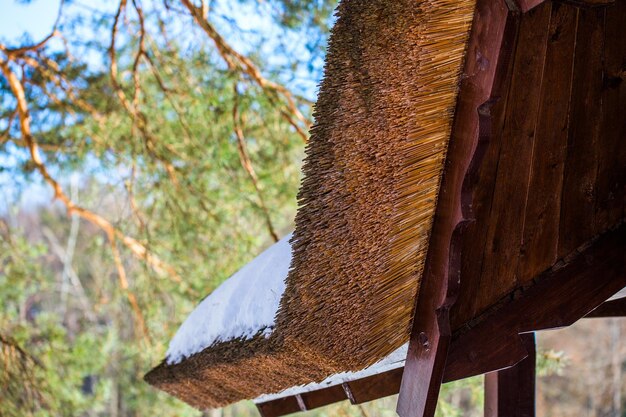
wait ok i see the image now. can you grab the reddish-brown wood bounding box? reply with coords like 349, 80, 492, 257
484, 333, 536, 417
516, 0, 614, 10
558, 6, 605, 257
452, 9, 521, 330
452, 0, 624, 330
516, 0, 546, 12
344, 368, 404, 404
585, 298, 626, 318
517, 2, 578, 282
560, 0, 615, 6
480, 1, 552, 309
445, 224, 626, 381
397, 0, 512, 415
257, 396, 302, 417
256, 224, 625, 416
300, 385, 346, 410
256, 1, 625, 416
595, 0, 626, 231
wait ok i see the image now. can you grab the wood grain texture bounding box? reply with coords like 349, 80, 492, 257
453, 0, 624, 328
445, 224, 626, 383
484, 333, 536, 417
345, 367, 404, 404
397, 0, 512, 416
585, 298, 626, 318
559, 0, 615, 6
479, 1, 552, 313
518, 2, 579, 283
516, 0, 546, 12
595, 0, 626, 231
558, 6, 605, 256
452, 10, 521, 329
256, 224, 626, 416
257, 396, 302, 417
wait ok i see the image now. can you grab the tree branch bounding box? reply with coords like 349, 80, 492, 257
109, 0, 182, 182
0, 57, 182, 285
181, 0, 311, 142
110, 238, 151, 344
0, 0, 64, 58
233, 85, 279, 242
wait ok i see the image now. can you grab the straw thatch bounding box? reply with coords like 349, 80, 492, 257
146, 0, 476, 409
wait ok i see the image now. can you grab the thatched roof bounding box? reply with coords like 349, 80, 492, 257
145, 0, 476, 409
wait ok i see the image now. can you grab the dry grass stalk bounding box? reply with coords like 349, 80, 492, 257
146, 0, 477, 408
280, 0, 476, 368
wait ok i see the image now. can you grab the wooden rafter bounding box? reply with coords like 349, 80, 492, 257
256, 224, 626, 416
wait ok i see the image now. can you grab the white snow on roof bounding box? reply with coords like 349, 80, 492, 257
166, 233, 293, 365
254, 343, 408, 403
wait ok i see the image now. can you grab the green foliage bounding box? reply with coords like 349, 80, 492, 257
0, 1, 572, 416
537, 349, 570, 377
0, 0, 341, 414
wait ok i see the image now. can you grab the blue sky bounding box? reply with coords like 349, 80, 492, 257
0, 0, 326, 213
0, 0, 62, 43
1, 1, 64, 212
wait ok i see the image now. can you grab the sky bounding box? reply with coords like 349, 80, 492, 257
0, 0, 62, 44
0, 1, 64, 212
0, 0, 326, 213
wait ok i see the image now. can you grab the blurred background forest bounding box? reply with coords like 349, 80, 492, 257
0, 0, 623, 416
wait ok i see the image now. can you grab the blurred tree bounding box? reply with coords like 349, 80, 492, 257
0, 0, 331, 415
0, 1, 574, 416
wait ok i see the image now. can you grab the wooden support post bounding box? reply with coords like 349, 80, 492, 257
484, 333, 536, 417
397, 0, 512, 415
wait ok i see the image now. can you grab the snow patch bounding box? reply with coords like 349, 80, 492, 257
166, 233, 293, 365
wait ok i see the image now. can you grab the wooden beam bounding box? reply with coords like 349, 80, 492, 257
257, 396, 302, 417
255, 224, 625, 417
510, 0, 613, 15
514, 0, 546, 12
559, 0, 615, 7
396, 0, 512, 415
344, 367, 404, 404
585, 298, 626, 318
484, 333, 536, 417
444, 224, 626, 382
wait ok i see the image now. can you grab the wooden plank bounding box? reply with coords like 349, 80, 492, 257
397, 0, 512, 415
452, 9, 521, 330
594, 0, 626, 232
445, 224, 626, 382
558, 6, 605, 257
512, 0, 614, 13
514, 0, 546, 12
585, 298, 626, 318
300, 385, 346, 410
559, 0, 615, 7
478, 2, 552, 315
518, 2, 579, 283
512, 0, 614, 12
344, 367, 403, 404
257, 396, 302, 417
484, 333, 536, 417
256, 224, 626, 416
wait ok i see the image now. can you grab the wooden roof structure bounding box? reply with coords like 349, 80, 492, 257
146, 0, 626, 415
